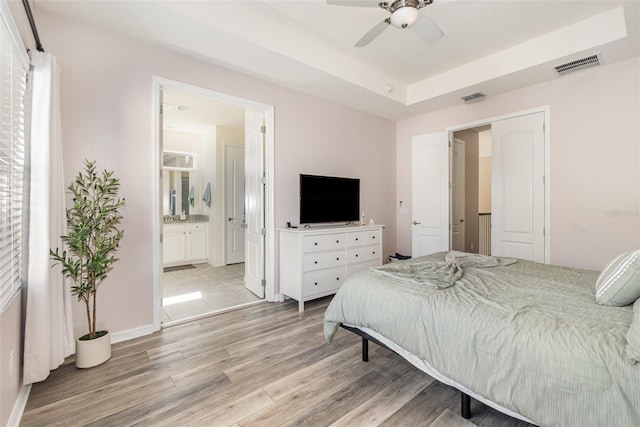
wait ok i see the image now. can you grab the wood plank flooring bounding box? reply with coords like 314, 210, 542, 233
21, 297, 534, 427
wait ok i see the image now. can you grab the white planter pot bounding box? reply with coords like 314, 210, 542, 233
75, 331, 111, 369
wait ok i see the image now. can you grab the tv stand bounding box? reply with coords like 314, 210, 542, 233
279, 224, 384, 312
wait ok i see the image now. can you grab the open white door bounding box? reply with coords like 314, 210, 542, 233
225, 144, 245, 265
244, 110, 265, 298
491, 112, 545, 262
451, 138, 465, 251
412, 131, 450, 257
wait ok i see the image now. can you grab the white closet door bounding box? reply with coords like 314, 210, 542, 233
491, 112, 545, 262
451, 138, 465, 251
225, 144, 246, 265
412, 131, 450, 257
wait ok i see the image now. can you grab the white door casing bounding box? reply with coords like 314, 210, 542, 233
153, 77, 275, 331
491, 112, 545, 262
244, 110, 265, 298
225, 144, 246, 265
412, 131, 450, 257
451, 138, 465, 251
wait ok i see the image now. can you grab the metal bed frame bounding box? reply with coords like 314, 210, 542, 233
340, 324, 472, 420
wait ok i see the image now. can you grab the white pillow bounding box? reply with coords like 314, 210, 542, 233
595, 250, 640, 306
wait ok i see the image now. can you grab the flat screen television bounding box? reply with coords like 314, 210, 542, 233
300, 174, 360, 224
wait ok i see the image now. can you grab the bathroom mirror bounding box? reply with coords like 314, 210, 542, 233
163, 150, 197, 170
162, 170, 200, 216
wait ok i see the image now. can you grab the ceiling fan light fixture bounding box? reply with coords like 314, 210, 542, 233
390, 6, 419, 28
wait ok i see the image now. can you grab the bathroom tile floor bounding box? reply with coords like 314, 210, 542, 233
162, 262, 263, 324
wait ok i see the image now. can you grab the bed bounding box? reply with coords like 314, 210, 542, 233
323, 251, 640, 426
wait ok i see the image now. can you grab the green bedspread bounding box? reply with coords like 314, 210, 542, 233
323, 252, 639, 426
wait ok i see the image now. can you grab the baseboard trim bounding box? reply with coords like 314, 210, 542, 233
110, 324, 154, 344
7, 383, 31, 427
269, 293, 285, 303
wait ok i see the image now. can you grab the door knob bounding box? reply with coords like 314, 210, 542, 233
228, 217, 234, 222
413, 221, 421, 225
460, 219, 464, 223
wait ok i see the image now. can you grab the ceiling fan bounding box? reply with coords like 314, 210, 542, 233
327, 0, 444, 47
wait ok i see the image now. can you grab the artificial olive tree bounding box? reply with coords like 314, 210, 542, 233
50, 160, 125, 340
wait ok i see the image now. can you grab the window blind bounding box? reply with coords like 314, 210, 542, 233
0, 3, 29, 313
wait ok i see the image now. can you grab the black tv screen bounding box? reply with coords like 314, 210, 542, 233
300, 174, 360, 224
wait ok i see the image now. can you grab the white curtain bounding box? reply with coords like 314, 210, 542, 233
23, 51, 74, 385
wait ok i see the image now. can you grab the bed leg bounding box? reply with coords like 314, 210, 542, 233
362, 337, 369, 362
461, 392, 471, 419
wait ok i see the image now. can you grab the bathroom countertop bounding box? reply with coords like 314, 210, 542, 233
163, 215, 209, 224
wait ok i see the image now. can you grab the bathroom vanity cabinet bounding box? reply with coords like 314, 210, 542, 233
163, 222, 208, 266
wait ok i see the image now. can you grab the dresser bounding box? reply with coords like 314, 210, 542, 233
279, 225, 384, 312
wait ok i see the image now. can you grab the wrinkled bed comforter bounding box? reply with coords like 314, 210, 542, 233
324, 252, 639, 426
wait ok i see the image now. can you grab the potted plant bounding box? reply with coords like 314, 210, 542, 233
50, 160, 125, 368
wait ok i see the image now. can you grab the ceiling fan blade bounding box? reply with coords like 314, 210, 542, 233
355, 19, 390, 47
327, 0, 379, 6
411, 15, 444, 44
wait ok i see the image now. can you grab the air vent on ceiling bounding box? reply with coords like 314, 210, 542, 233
461, 92, 486, 104
554, 54, 601, 76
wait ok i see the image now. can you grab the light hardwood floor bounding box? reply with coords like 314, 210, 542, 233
21, 297, 533, 426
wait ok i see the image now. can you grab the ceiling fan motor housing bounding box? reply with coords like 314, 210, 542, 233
381, 0, 433, 28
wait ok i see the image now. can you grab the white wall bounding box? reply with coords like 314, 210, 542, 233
0, 295, 22, 427
478, 157, 492, 214
37, 9, 396, 338
397, 57, 640, 270
478, 130, 492, 214
201, 127, 217, 265
163, 129, 203, 159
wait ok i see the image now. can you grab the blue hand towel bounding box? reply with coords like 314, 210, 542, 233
202, 182, 212, 207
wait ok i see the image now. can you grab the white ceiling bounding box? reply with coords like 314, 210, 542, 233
162, 88, 245, 134
36, 0, 640, 123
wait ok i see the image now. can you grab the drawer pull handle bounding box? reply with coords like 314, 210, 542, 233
336, 277, 340, 281
355, 254, 359, 257
372, 236, 376, 239
355, 238, 359, 241
336, 240, 339, 243
314, 242, 318, 246
314, 261, 318, 264
314, 282, 318, 286
336, 257, 340, 261
373, 251, 376, 254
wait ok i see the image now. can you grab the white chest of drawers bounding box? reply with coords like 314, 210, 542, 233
279, 225, 384, 312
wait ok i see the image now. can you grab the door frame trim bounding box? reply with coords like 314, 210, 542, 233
151, 76, 277, 331
445, 105, 550, 264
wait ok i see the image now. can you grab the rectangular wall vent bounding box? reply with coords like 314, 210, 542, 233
554, 54, 600, 76
461, 92, 485, 104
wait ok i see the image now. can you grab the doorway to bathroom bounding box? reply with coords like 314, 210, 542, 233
152, 78, 275, 327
